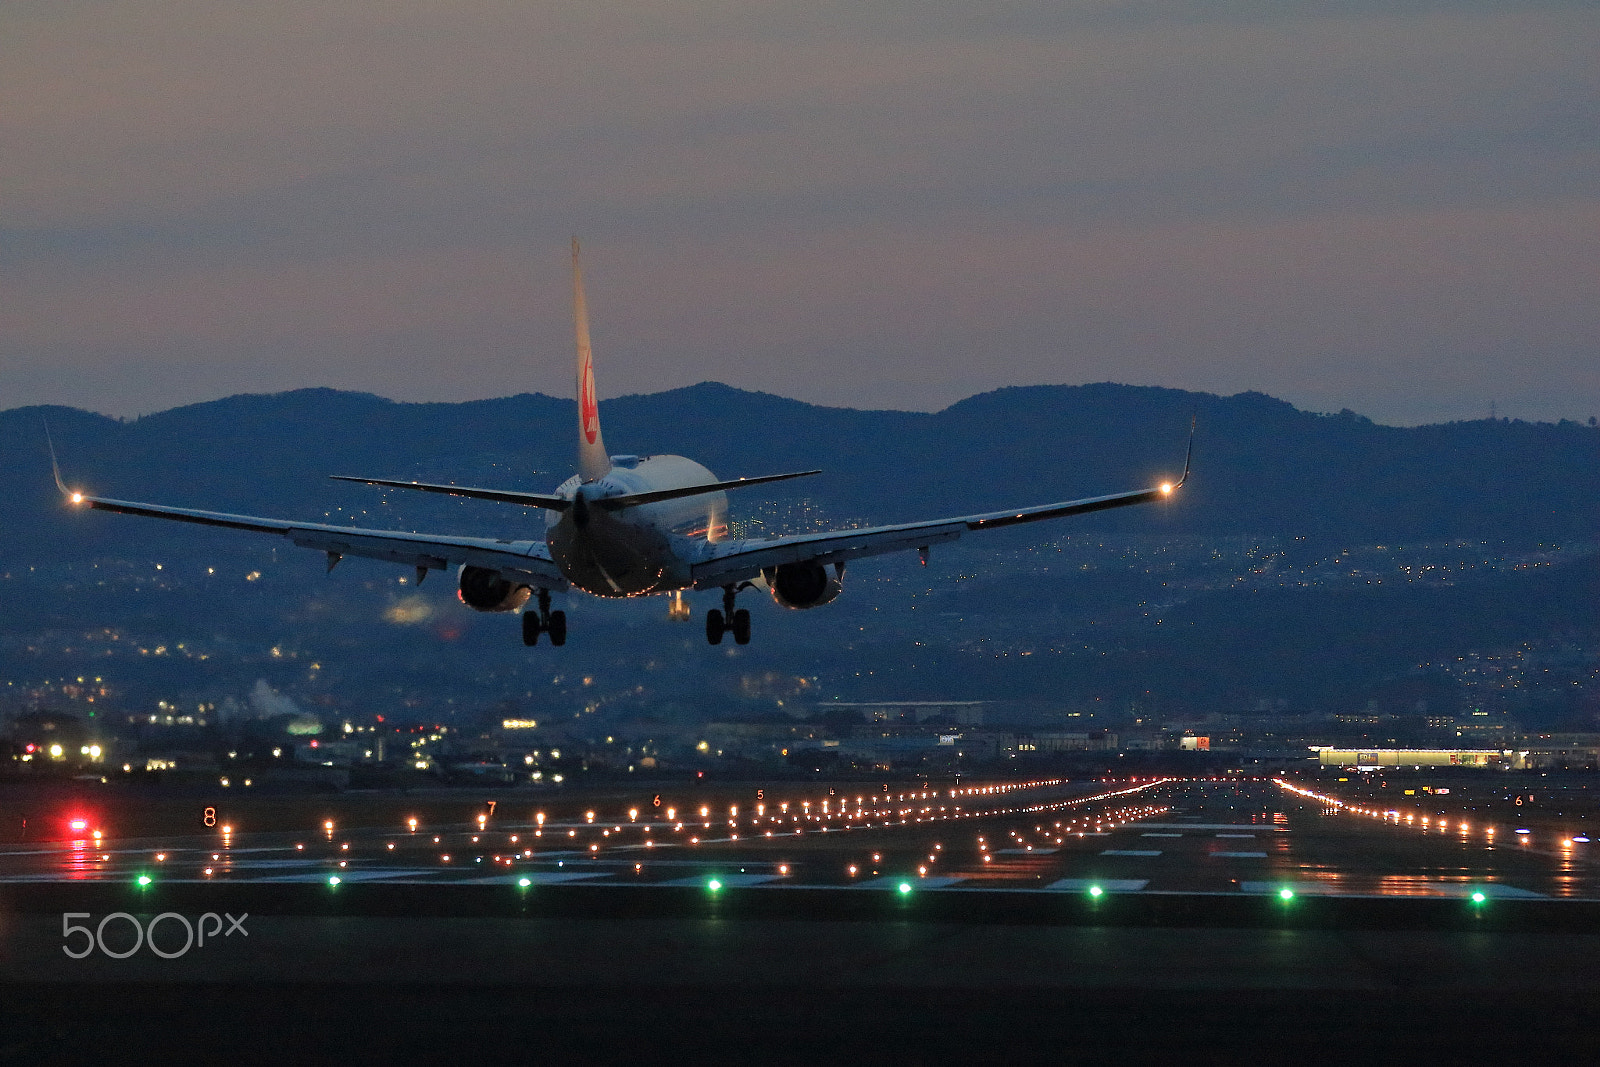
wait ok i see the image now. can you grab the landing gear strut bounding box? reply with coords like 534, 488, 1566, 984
706, 585, 751, 646
522, 588, 567, 647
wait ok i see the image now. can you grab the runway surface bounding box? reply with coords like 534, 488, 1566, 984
5, 776, 1599, 1062
2, 777, 1594, 900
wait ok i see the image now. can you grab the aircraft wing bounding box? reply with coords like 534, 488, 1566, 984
63, 493, 569, 589
692, 471, 1187, 590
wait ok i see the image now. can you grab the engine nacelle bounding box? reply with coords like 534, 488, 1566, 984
457, 565, 532, 613
762, 560, 845, 610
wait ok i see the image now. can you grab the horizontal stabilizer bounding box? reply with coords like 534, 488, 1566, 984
329, 475, 571, 511
595, 469, 821, 511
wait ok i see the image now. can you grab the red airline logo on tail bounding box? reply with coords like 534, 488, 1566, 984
580, 352, 599, 445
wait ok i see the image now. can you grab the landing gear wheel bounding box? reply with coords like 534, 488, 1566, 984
547, 610, 567, 646
731, 608, 751, 645
521, 611, 542, 646
706, 608, 725, 645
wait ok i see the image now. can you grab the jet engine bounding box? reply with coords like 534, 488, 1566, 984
457, 565, 532, 613
762, 560, 845, 609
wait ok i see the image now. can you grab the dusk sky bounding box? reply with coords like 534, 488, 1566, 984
5, 1, 1597, 425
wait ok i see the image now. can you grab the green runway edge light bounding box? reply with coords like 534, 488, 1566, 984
898, 882, 912, 895
707, 878, 722, 892
328, 875, 341, 886
518, 877, 532, 888
1278, 887, 1295, 901
135, 874, 151, 887
1471, 890, 1487, 904
1088, 885, 1104, 898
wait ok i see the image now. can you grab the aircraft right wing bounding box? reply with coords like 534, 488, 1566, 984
692, 430, 1191, 589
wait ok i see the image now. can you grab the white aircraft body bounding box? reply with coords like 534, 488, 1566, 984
54, 240, 1189, 647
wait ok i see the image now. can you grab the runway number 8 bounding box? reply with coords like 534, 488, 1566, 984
202, 807, 216, 827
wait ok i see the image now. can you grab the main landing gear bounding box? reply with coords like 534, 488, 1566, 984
706, 585, 750, 646
522, 588, 567, 647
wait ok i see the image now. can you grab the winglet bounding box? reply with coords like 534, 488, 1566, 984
1156, 416, 1195, 497
1175, 414, 1195, 489
43, 418, 74, 499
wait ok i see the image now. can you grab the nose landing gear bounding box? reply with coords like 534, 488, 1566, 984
705, 585, 751, 645
522, 588, 567, 646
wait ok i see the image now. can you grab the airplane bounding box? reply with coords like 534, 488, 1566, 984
51, 238, 1190, 648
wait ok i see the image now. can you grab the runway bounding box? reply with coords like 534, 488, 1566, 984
2, 777, 1594, 900
5, 776, 1599, 1062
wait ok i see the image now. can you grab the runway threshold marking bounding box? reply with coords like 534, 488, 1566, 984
456, 872, 608, 886
1101, 850, 1161, 857
660, 873, 780, 888
1047, 878, 1148, 893
1211, 852, 1268, 859
252, 869, 444, 883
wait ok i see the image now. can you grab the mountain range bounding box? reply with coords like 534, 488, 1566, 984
1, 383, 1595, 726
4, 382, 1597, 559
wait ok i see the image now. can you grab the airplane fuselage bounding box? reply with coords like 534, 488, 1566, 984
546, 455, 728, 597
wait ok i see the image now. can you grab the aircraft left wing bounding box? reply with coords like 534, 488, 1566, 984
691, 436, 1191, 589
60, 492, 569, 589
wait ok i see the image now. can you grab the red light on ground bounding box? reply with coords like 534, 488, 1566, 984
68, 818, 88, 832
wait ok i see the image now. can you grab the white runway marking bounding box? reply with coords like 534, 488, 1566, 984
660, 873, 780, 887
456, 871, 610, 885
1047, 878, 1149, 892
254, 869, 442, 883
1101, 850, 1161, 857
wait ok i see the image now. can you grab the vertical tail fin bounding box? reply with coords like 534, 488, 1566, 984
572, 237, 611, 481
